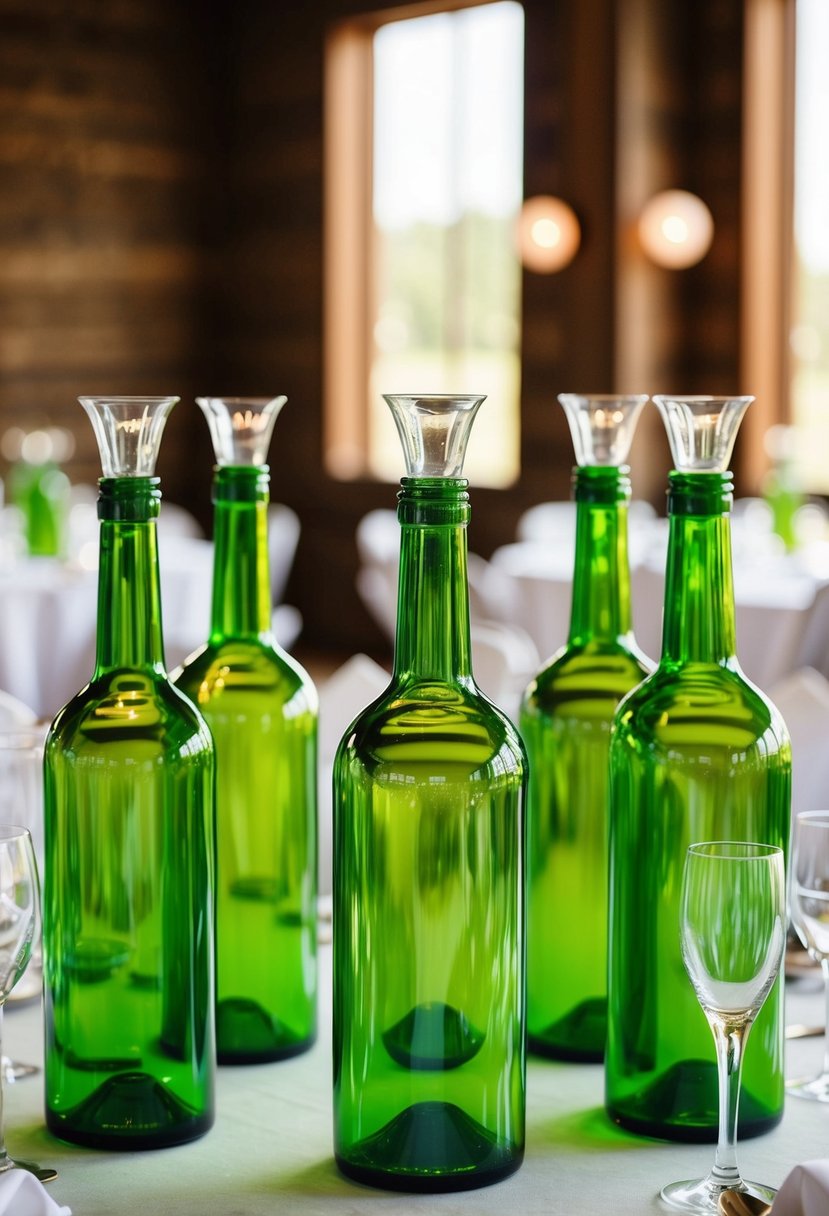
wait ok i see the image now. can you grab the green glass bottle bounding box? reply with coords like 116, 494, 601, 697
8, 437, 70, 558
333, 394, 526, 1193
606, 395, 791, 1142
43, 396, 215, 1149
523, 394, 652, 1062
175, 396, 318, 1063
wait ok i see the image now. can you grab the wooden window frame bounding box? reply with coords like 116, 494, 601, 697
323, 0, 521, 483
740, 0, 796, 490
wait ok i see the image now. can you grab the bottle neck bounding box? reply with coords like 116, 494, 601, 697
568, 466, 634, 646
661, 471, 737, 665
210, 466, 272, 642
94, 477, 165, 674
392, 478, 472, 683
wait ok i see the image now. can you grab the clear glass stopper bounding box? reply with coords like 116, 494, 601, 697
383, 394, 486, 478
653, 395, 754, 472
79, 396, 179, 477
558, 394, 649, 466
196, 396, 287, 466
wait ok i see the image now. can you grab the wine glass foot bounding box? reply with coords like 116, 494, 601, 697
13, 1158, 58, 1183
786, 1070, 829, 1101
660, 1176, 776, 1213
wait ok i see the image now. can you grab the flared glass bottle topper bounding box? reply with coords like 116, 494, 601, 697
197, 396, 287, 466
383, 394, 486, 478
78, 396, 179, 477
558, 394, 649, 467
653, 396, 754, 472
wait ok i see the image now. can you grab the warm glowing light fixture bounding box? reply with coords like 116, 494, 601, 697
517, 195, 581, 273
638, 190, 714, 269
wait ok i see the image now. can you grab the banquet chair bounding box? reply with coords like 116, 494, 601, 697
0, 689, 38, 728
317, 653, 390, 896
768, 667, 829, 817
268, 503, 301, 607
792, 579, 829, 678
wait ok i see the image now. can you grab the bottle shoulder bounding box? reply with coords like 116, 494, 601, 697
336, 678, 525, 777
46, 668, 213, 756
174, 638, 318, 712
523, 643, 652, 721
613, 663, 791, 755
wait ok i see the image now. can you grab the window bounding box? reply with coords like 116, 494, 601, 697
790, 0, 829, 491
324, 1, 524, 488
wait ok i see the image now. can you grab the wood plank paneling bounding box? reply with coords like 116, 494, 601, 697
0, 0, 219, 515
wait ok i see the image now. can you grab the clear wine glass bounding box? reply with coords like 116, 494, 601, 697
0, 825, 56, 1183
660, 842, 786, 1213
789, 809, 829, 1100
0, 732, 46, 1087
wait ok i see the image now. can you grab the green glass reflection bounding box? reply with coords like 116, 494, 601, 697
606, 472, 791, 1142
523, 465, 651, 1061
333, 474, 526, 1192
176, 464, 317, 1062
43, 474, 215, 1149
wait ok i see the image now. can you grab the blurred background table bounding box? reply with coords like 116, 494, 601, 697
4, 947, 829, 1216
0, 500, 302, 721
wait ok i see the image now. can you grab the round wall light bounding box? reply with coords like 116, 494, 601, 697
517, 195, 581, 273
638, 189, 714, 269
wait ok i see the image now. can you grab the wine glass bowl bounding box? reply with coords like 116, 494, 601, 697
788, 810, 829, 1101
0, 824, 56, 1182
660, 842, 786, 1213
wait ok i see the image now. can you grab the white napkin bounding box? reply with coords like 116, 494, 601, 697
773, 1159, 829, 1215
0, 1169, 71, 1216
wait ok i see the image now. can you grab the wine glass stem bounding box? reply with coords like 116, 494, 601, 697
710, 1017, 749, 1189
821, 958, 829, 1077
0, 1005, 9, 1170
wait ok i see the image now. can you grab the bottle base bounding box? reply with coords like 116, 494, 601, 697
607, 1059, 783, 1143
528, 1034, 603, 1064
216, 997, 315, 1064
527, 996, 606, 1063
336, 1100, 522, 1193
336, 1151, 523, 1194
218, 1033, 316, 1066
46, 1072, 214, 1150
608, 1104, 782, 1144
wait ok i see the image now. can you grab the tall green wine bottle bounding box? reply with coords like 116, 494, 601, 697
606, 395, 791, 1142
175, 396, 317, 1063
523, 394, 651, 1062
333, 394, 526, 1192
43, 396, 215, 1149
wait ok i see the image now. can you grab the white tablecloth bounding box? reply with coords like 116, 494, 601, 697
4, 949, 829, 1216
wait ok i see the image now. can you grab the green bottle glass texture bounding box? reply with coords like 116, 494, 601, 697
175, 396, 318, 1063
606, 395, 791, 1142
333, 394, 526, 1193
43, 396, 215, 1149
522, 394, 652, 1062
8, 429, 70, 558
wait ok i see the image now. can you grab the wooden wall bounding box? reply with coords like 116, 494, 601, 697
0, 0, 748, 656
0, 0, 219, 506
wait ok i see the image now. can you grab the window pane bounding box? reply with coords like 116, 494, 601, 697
791, 0, 829, 490
369, 2, 524, 487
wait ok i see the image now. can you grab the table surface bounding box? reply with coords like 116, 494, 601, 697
4, 949, 829, 1216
